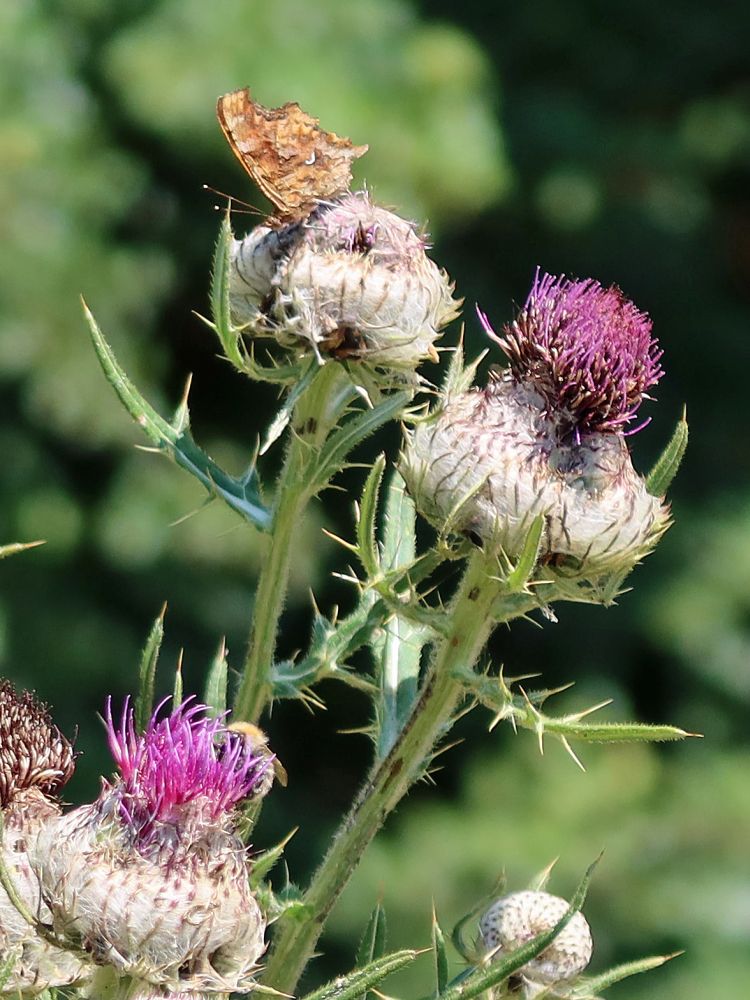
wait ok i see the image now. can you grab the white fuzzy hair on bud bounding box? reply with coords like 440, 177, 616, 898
1, 790, 90, 994
400, 375, 669, 584
479, 890, 592, 991
31, 802, 265, 992
229, 190, 460, 367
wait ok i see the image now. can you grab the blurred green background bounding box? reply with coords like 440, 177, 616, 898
1, 1, 749, 996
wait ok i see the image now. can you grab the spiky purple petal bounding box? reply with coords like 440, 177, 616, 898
105, 697, 270, 841
481, 269, 663, 433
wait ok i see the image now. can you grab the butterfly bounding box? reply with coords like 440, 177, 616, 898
216, 87, 368, 223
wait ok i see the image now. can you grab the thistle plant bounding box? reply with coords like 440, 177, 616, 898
0, 90, 691, 1000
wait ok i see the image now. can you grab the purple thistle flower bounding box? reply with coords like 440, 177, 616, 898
33, 696, 269, 989
479, 269, 664, 434
105, 697, 270, 844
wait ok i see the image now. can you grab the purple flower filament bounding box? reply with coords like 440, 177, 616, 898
480, 269, 664, 434
106, 697, 270, 843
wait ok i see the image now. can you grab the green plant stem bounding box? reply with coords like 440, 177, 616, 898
262, 551, 539, 992
234, 365, 357, 722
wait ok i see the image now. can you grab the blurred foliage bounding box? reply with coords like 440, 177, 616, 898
102, 0, 508, 223
1, 0, 749, 997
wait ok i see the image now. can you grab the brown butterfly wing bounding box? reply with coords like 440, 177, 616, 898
217, 88, 368, 221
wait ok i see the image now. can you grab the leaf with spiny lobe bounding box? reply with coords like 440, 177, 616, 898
84, 299, 271, 532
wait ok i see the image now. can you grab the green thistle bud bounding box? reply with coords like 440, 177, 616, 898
229, 191, 460, 368
0, 681, 88, 994
400, 272, 670, 589
479, 890, 592, 994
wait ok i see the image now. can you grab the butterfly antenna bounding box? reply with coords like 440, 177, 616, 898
202, 184, 265, 217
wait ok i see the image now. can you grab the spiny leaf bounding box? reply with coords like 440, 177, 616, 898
209, 211, 240, 366
0, 540, 45, 560
300, 950, 417, 1000
355, 902, 388, 1000
357, 455, 387, 578
382, 469, 417, 570
134, 604, 166, 732
528, 858, 558, 892
450, 873, 507, 964
570, 952, 682, 998
471, 674, 695, 748
431, 908, 449, 996
270, 600, 388, 699
310, 391, 412, 493
646, 409, 688, 497
250, 829, 298, 886
373, 468, 426, 758
537, 718, 695, 744
203, 639, 229, 715
84, 300, 271, 532
172, 655, 183, 706
261, 358, 319, 455
441, 334, 487, 398
246, 985, 293, 1000
506, 515, 543, 592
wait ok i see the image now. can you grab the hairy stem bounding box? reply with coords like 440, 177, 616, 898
234, 365, 357, 722
262, 552, 539, 991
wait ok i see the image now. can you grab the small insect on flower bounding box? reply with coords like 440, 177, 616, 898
216, 89, 460, 371
217, 87, 368, 224
226, 720, 288, 787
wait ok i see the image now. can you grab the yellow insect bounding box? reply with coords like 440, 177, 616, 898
227, 721, 288, 787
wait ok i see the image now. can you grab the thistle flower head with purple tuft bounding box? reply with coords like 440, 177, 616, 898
400, 269, 672, 589
105, 696, 271, 847
32, 696, 271, 991
480, 269, 664, 435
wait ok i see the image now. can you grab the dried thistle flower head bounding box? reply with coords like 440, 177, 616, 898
0, 681, 88, 994
0, 679, 75, 811
479, 890, 592, 993
400, 271, 670, 589
32, 698, 272, 992
228, 190, 460, 369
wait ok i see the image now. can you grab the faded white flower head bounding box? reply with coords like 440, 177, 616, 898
228, 190, 460, 369
32, 697, 272, 993
400, 271, 670, 591
479, 890, 592, 993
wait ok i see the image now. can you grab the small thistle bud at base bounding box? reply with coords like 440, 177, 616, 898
229, 191, 460, 370
31, 699, 271, 992
479, 891, 592, 990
